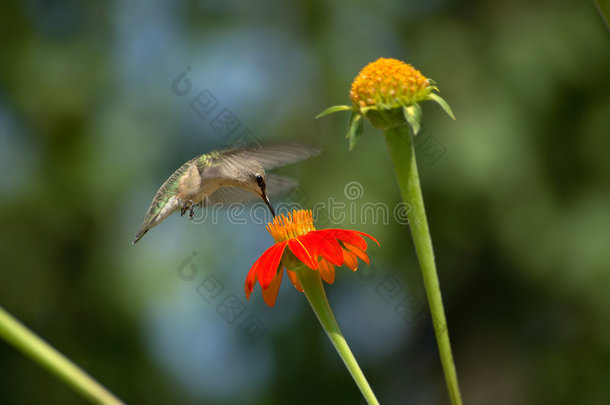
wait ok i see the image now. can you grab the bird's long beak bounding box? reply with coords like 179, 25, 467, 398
261, 191, 276, 217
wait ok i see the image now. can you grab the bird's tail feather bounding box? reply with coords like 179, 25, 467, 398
132, 226, 149, 244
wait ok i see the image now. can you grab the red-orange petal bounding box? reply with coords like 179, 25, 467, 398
318, 258, 336, 284
342, 249, 359, 271
327, 229, 368, 250
288, 237, 318, 269
245, 284, 254, 300
301, 230, 344, 266
343, 242, 370, 265
286, 269, 303, 292
261, 267, 284, 307
245, 266, 257, 300
255, 242, 287, 289
354, 230, 380, 246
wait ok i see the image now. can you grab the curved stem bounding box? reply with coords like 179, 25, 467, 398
295, 268, 379, 405
0, 306, 125, 405
595, 0, 610, 30
383, 125, 462, 405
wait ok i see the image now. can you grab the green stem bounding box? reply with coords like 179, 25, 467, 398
595, 0, 610, 30
383, 125, 462, 405
0, 306, 125, 405
295, 267, 379, 405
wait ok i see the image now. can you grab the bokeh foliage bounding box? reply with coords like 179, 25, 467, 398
1, 0, 609, 404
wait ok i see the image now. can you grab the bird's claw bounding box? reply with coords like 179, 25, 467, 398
180, 200, 194, 217
189, 205, 195, 219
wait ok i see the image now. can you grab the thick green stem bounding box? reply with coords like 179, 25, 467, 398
295, 267, 379, 405
595, 0, 610, 30
0, 306, 125, 405
384, 125, 462, 405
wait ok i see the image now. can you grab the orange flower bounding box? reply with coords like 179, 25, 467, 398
245, 210, 379, 307
350, 57, 433, 110
317, 57, 454, 148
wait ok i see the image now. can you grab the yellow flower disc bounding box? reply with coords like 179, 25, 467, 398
350, 58, 433, 109
266, 210, 316, 243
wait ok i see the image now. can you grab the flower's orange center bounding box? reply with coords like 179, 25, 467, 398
267, 210, 316, 243
350, 57, 432, 109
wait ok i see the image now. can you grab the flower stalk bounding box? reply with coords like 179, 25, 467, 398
295, 266, 379, 405
318, 57, 462, 405
0, 305, 125, 405
384, 125, 462, 405
244, 210, 380, 402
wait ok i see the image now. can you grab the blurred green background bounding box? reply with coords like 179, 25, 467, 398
1, 0, 609, 404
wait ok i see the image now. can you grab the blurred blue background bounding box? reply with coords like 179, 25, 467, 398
1, 0, 609, 404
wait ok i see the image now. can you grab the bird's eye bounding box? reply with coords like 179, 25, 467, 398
256, 175, 264, 187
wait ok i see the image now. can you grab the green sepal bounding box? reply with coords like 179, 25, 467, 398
403, 104, 422, 135
346, 111, 364, 151
427, 92, 455, 120
316, 105, 353, 119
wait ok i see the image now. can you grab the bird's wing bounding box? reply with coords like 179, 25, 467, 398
220, 144, 321, 170
200, 186, 256, 208
200, 174, 299, 208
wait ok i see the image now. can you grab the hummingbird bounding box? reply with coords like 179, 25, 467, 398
132, 143, 321, 244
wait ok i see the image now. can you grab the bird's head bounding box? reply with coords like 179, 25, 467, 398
235, 161, 275, 217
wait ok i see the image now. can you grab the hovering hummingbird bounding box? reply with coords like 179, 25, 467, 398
133, 144, 321, 244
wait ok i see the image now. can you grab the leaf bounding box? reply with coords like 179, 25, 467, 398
346, 112, 364, 151
427, 93, 456, 121
316, 105, 353, 119
403, 104, 422, 135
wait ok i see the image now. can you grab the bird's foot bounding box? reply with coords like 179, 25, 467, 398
180, 200, 194, 217
189, 204, 196, 219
